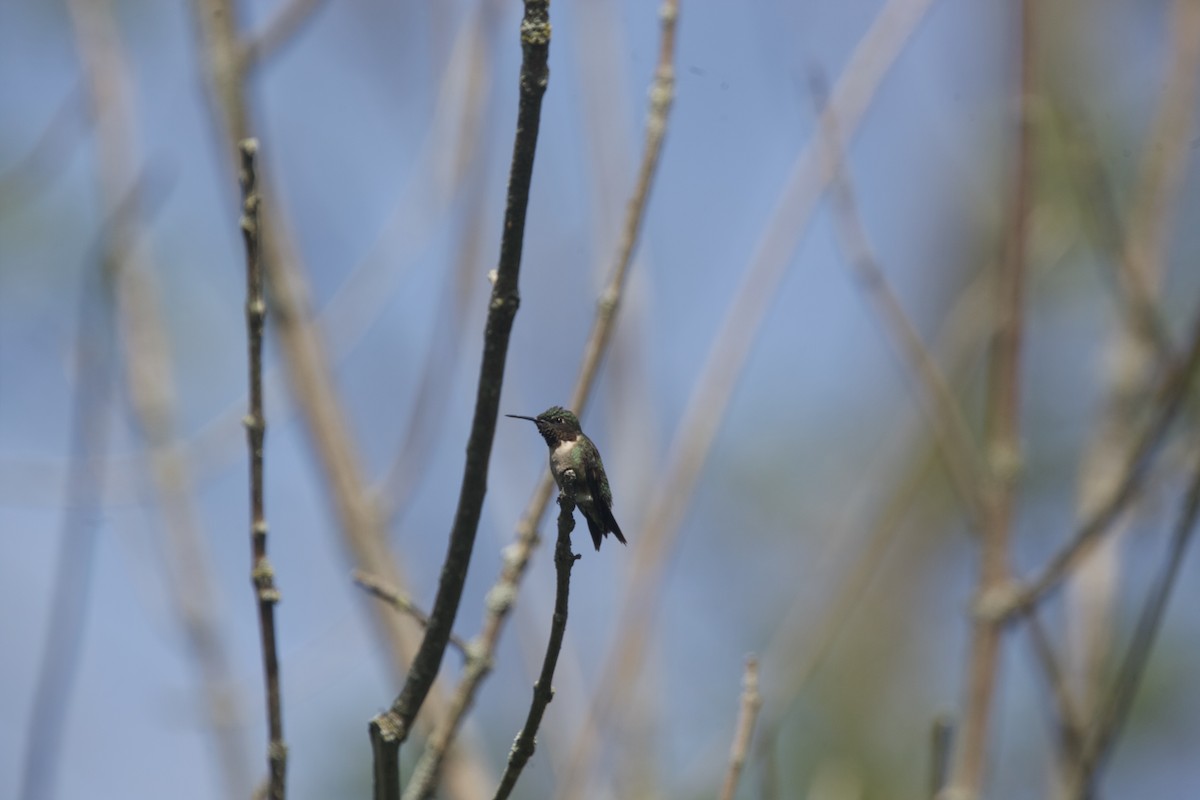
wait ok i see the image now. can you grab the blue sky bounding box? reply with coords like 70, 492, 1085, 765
2, 1, 1199, 798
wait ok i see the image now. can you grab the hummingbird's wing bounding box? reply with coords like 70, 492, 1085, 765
583, 458, 626, 548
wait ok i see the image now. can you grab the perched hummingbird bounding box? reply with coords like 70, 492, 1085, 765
506, 406, 626, 551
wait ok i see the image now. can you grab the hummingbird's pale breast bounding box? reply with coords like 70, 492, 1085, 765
550, 439, 595, 509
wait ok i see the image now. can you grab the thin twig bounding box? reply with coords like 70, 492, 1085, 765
189, 7, 495, 786
1058, 0, 1200, 743
1023, 7, 1200, 679
1006, 300, 1200, 618
488, 488, 581, 800
19, 221, 117, 800
569, 0, 677, 418
718, 656, 762, 800
190, 0, 395, 639
1025, 613, 1084, 761
816, 58, 1090, 793
240, 139, 287, 800
1055, 106, 1174, 361
756, 238, 1010, 753
560, 1, 943, 794
1063, 0, 1200, 768
405, 1, 680, 790
19, 6, 496, 520
368, 4, 550, 796
943, 2, 1032, 795
812, 70, 991, 529
353, 570, 470, 659
1120, 0, 1200, 331
241, 0, 328, 67
1067, 446, 1200, 798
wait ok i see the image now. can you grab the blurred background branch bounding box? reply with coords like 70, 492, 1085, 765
18, 195, 118, 800
559, 0, 942, 793
5, 1, 1200, 799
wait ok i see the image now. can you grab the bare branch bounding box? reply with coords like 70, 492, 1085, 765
1060, 0, 1200, 763
560, 0, 945, 792
718, 656, 762, 800
403, 1, 680, 787
240, 139, 287, 800
1066, 446, 1200, 798
942, 2, 1033, 795
241, 0, 328, 67
368, 3, 550, 794
487, 489, 581, 800
1006, 304, 1200, 617
1025, 613, 1084, 762
53, 4, 252, 796
812, 70, 991, 529
190, 2, 496, 794
353, 570, 470, 660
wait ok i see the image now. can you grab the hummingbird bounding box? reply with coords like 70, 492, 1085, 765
506, 406, 626, 551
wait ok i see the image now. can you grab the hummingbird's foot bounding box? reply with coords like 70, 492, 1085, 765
557, 469, 578, 504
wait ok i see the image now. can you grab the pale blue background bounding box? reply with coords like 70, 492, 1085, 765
2, 1, 1199, 798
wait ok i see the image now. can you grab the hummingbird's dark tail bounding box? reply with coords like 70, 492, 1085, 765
584, 506, 627, 551
585, 515, 604, 551
608, 514, 627, 547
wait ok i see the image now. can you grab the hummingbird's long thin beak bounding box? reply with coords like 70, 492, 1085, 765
505, 414, 538, 422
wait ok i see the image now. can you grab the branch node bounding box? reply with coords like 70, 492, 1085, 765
987, 440, 1023, 484
485, 584, 517, 615
970, 581, 1023, 624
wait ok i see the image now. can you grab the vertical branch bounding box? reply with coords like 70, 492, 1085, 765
190, 0, 412, 687
489, 488, 581, 800
944, 2, 1033, 796
191, 9, 500, 796
412, 4, 680, 785
240, 139, 287, 800
368, 3, 550, 797
718, 656, 762, 800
